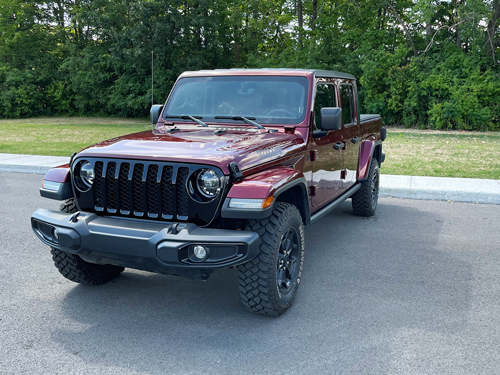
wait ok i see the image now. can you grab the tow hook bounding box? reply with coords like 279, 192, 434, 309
167, 223, 187, 235
69, 212, 81, 223
168, 223, 180, 234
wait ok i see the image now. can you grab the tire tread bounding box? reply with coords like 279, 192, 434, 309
50, 199, 124, 286
352, 159, 379, 217
237, 202, 304, 316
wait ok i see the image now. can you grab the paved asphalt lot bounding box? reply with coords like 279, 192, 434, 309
1, 171, 499, 375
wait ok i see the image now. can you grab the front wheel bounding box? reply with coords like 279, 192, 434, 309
50, 199, 124, 285
237, 202, 305, 316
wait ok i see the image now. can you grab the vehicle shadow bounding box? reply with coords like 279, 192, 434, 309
52, 198, 473, 374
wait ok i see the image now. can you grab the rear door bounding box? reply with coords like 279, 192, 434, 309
311, 81, 345, 211
339, 82, 360, 189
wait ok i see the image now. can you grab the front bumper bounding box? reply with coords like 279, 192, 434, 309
31, 209, 260, 278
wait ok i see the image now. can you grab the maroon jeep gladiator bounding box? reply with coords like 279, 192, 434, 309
31, 69, 385, 316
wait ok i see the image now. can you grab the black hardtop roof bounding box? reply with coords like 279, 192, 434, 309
184, 68, 356, 80
311, 69, 356, 80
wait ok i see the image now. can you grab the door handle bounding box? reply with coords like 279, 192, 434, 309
351, 137, 360, 144
333, 142, 344, 150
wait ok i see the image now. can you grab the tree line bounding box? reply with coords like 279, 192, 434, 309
1, 0, 499, 130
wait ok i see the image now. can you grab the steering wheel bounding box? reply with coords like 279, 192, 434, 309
265, 108, 295, 117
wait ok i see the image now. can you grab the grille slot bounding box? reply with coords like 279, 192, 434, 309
161, 166, 174, 219
132, 164, 145, 215
105, 162, 117, 213
94, 161, 105, 210
176, 167, 189, 219
118, 163, 131, 214
146, 165, 159, 218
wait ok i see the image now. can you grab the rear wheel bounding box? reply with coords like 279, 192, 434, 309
352, 158, 380, 216
237, 202, 305, 316
50, 199, 124, 285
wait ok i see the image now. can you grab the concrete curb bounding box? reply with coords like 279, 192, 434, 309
0, 153, 70, 175
0, 164, 56, 174
379, 175, 500, 205
1, 153, 499, 205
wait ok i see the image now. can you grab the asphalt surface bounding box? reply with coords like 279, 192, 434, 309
1, 171, 499, 375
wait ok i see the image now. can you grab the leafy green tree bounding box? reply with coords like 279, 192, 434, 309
0, 0, 498, 129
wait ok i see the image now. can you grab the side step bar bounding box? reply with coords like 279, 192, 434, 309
309, 183, 361, 225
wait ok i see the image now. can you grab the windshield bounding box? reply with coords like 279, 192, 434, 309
163, 76, 309, 125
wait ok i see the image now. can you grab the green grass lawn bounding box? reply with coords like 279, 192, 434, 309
0, 117, 150, 156
382, 128, 500, 179
0, 118, 499, 179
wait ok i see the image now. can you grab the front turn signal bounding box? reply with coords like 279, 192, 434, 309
228, 197, 275, 209
262, 196, 274, 209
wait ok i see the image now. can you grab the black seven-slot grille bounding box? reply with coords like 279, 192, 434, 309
72, 158, 226, 226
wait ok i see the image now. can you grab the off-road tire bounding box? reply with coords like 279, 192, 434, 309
50, 199, 124, 285
352, 158, 380, 217
237, 202, 305, 316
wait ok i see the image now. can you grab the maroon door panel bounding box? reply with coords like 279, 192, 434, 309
311, 81, 344, 211
311, 132, 344, 209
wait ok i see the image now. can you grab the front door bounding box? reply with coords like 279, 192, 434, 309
340, 83, 360, 189
311, 82, 344, 211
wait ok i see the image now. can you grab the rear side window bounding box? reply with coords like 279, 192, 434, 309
340, 84, 355, 125
314, 84, 336, 130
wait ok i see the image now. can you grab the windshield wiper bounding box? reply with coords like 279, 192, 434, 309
214, 116, 265, 130
164, 115, 208, 127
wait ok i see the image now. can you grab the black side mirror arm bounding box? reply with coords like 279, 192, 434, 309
313, 130, 328, 138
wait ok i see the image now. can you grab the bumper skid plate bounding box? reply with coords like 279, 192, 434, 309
31, 209, 260, 277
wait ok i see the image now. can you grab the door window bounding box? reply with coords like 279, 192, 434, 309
340, 84, 355, 126
314, 84, 336, 130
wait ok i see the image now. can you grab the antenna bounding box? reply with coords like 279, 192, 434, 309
151, 51, 154, 106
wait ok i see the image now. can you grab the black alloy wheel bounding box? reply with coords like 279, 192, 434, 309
277, 227, 300, 293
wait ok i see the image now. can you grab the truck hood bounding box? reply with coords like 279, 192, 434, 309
77, 126, 307, 174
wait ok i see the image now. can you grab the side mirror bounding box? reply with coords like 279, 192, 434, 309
150, 104, 163, 125
320, 107, 342, 131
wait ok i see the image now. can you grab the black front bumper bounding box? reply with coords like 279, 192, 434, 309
31, 209, 260, 279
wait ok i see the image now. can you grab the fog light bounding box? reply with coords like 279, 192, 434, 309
52, 227, 59, 242
193, 245, 207, 260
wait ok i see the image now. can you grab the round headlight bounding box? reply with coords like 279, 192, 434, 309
80, 162, 95, 187
197, 169, 221, 198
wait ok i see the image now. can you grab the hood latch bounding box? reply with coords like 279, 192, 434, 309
229, 162, 243, 183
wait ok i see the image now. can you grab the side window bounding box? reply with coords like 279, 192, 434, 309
314, 84, 336, 130
340, 84, 355, 125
